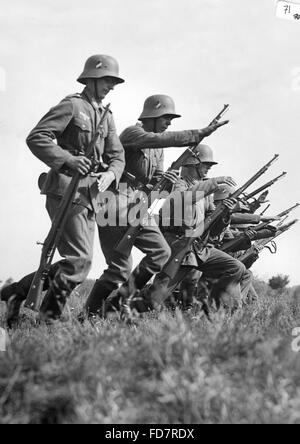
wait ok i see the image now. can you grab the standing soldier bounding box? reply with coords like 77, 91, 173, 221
85, 95, 228, 317
0, 55, 125, 325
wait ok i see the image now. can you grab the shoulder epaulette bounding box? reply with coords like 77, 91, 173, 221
65, 93, 82, 100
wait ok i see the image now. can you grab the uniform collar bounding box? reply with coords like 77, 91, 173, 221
82, 87, 105, 112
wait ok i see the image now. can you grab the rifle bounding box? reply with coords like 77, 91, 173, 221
114, 104, 230, 257
162, 154, 280, 279
25, 105, 111, 311
239, 219, 298, 267
220, 202, 300, 254
244, 171, 287, 200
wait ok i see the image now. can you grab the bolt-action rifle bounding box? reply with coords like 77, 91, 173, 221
220, 202, 300, 254
114, 104, 230, 257
238, 219, 299, 268
162, 154, 280, 280
25, 105, 111, 311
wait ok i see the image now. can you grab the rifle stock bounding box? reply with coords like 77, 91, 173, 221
114, 104, 230, 257
25, 105, 111, 311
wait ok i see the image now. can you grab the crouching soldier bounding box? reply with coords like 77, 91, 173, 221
0, 54, 125, 326
85, 95, 228, 317
126, 145, 254, 314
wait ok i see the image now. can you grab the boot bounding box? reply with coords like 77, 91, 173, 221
0, 281, 19, 303
39, 279, 70, 321
120, 267, 154, 300
85, 280, 118, 318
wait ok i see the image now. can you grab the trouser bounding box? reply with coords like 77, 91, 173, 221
85, 221, 171, 315
1, 197, 95, 319
244, 279, 258, 303
135, 247, 250, 313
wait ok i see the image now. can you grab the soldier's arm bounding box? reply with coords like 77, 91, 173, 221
26, 98, 75, 170
102, 113, 125, 186
231, 213, 261, 225
190, 179, 219, 199
120, 125, 209, 150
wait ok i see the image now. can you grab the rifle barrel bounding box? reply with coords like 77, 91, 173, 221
246, 171, 287, 200
277, 203, 300, 218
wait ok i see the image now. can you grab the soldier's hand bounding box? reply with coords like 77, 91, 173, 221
261, 215, 281, 222
65, 155, 92, 175
201, 120, 229, 137
223, 198, 238, 211
163, 170, 180, 184
97, 171, 116, 193
215, 176, 237, 187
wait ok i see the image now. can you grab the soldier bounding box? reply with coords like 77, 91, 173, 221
0, 54, 125, 326
127, 144, 255, 314
177, 144, 218, 310
85, 95, 228, 317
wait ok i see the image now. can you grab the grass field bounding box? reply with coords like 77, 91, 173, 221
0, 279, 300, 424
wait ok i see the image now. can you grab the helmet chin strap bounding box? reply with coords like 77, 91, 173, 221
94, 79, 100, 102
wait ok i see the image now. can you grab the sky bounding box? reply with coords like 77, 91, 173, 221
0, 0, 299, 286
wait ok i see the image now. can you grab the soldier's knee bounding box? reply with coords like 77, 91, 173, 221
235, 261, 246, 280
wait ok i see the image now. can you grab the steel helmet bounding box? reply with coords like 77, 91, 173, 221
214, 184, 236, 201
183, 144, 218, 166
139, 95, 181, 120
77, 55, 125, 85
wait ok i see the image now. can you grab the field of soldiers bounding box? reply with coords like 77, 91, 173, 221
1, 278, 300, 424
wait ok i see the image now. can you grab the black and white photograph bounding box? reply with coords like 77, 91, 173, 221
0, 0, 300, 427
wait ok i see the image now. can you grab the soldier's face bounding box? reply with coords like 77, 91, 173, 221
93, 77, 119, 100
155, 116, 174, 133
